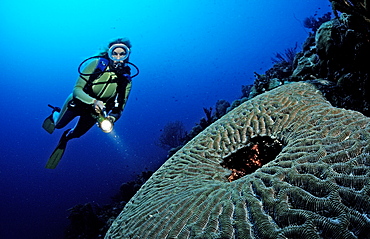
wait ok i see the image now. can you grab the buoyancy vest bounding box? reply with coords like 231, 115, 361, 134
82, 58, 131, 100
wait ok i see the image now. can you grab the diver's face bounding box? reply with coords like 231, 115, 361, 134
111, 47, 127, 62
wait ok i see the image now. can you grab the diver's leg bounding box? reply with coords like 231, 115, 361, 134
66, 114, 96, 139
54, 109, 78, 130
54, 94, 78, 129
45, 114, 96, 169
43, 94, 76, 133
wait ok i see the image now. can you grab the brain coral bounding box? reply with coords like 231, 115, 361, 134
105, 82, 370, 239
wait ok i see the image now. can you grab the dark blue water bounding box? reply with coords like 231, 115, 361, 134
0, 1, 331, 238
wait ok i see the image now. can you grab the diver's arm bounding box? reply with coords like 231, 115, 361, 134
73, 59, 99, 104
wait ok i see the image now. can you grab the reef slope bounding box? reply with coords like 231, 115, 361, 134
105, 82, 370, 239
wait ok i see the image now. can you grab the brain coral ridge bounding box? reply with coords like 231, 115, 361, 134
105, 82, 370, 239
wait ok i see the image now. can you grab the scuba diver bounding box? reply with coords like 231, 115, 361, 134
42, 38, 139, 169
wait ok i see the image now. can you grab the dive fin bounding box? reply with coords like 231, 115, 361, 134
42, 115, 55, 134
42, 104, 61, 134
45, 129, 70, 169
45, 144, 66, 169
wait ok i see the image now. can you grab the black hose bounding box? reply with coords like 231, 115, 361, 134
78, 56, 139, 78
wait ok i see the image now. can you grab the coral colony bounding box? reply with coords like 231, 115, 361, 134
105, 83, 370, 238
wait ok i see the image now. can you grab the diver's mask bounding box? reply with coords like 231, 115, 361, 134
108, 43, 130, 67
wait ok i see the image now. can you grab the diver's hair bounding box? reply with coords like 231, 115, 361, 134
108, 37, 132, 48
98, 37, 132, 57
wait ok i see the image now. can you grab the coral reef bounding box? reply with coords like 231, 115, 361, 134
65, 171, 153, 239
168, 100, 231, 155
65, 203, 106, 239
157, 100, 232, 158
247, 12, 370, 117
271, 44, 298, 66
302, 12, 370, 115
247, 44, 300, 101
71, 9, 370, 239
157, 121, 187, 150
330, 0, 370, 22
162, 10, 370, 158
105, 82, 370, 238
303, 12, 332, 32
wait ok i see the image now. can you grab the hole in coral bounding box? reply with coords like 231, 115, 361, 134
220, 135, 283, 182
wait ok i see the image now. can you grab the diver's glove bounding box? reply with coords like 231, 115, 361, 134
93, 100, 105, 113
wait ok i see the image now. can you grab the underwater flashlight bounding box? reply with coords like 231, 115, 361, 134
96, 111, 114, 133
99, 118, 113, 133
